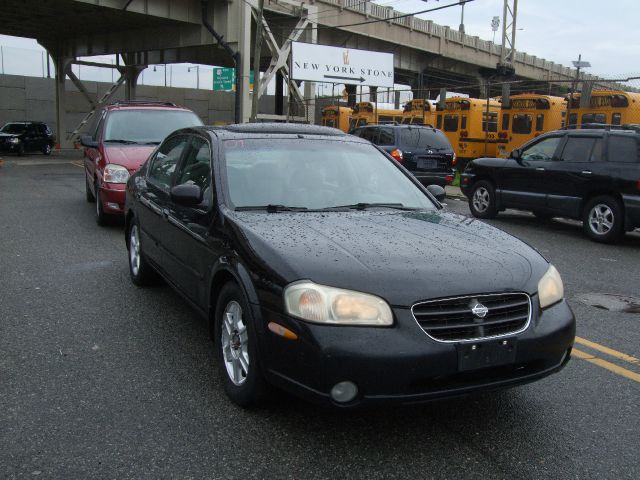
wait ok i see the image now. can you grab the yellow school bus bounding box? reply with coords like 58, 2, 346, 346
497, 94, 566, 157
567, 90, 640, 128
434, 97, 501, 165
348, 102, 404, 131
321, 106, 352, 133
401, 99, 436, 126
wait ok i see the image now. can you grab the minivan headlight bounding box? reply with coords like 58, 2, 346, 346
538, 264, 564, 309
9, 137, 20, 144
284, 281, 393, 326
103, 164, 129, 184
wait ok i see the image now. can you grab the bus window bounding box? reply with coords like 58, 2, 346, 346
349, 119, 358, 131
461, 116, 467, 129
357, 119, 368, 127
612, 113, 622, 125
379, 115, 394, 123
512, 114, 532, 134
535, 114, 544, 131
324, 119, 336, 128
436, 115, 443, 129
568, 113, 577, 129
502, 113, 510, 130
582, 113, 606, 125
444, 115, 458, 132
482, 112, 498, 132
401, 117, 412, 124
411, 118, 424, 125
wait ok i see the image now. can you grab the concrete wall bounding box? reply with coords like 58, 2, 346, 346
0, 74, 280, 141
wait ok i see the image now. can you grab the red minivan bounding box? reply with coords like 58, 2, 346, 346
81, 101, 203, 225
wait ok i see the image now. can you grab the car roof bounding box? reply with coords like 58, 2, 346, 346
194, 123, 351, 140
354, 124, 439, 131
103, 101, 190, 111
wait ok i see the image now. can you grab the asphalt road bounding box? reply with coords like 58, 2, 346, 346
1, 153, 639, 479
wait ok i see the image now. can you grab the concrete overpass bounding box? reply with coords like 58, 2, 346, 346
0, 0, 618, 146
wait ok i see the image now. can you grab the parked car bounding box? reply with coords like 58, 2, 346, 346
124, 123, 575, 408
0, 121, 55, 155
81, 101, 203, 225
350, 124, 456, 186
461, 128, 640, 243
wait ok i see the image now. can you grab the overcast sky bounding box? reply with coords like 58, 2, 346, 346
1, 0, 638, 85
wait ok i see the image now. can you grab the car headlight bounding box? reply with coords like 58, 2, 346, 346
284, 281, 393, 326
103, 164, 130, 184
9, 137, 20, 144
538, 264, 564, 309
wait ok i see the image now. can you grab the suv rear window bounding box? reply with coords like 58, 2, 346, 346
399, 128, 451, 150
607, 136, 639, 163
104, 109, 203, 144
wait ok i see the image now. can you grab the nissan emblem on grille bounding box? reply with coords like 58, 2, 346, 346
471, 302, 489, 318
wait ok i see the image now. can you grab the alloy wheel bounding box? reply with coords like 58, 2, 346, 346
472, 187, 490, 213
129, 225, 141, 276
221, 300, 250, 386
588, 204, 614, 235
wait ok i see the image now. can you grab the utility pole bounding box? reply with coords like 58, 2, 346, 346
459, 1, 466, 34
250, 0, 265, 122
497, 0, 518, 75
566, 54, 591, 128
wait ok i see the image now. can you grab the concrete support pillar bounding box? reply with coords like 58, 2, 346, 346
477, 77, 489, 99
394, 90, 401, 109
124, 65, 146, 101
303, 18, 317, 123
369, 86, 378, 103
438, 88, 447, 109
238, 1, 252, 123
501, 83, 511, 108
53, 54, 72, 149
345, 84, 357, 107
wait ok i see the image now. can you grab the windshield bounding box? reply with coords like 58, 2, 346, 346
399, 129, 451, 150
1, 123, 27, 134
103, 109, 203, 144
223, 139, 436, 211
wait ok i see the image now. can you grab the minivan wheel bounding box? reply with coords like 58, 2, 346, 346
127, 221, 156, 286
214, 283, 266, 407
583, 196, 624, 243
469, 180, 498, 219
85, 177, 95, 203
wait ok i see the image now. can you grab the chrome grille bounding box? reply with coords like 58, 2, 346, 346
411, 293, 531, 342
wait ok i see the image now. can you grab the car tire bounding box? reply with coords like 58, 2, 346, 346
42, 144, 52, 155
95, 181, 109, 226
85, 177, 95, 203
469, 180, 498, 219
127, 219, 156, 286
582, 195, 624, 244
533, 211, 554, 221
214, 282, 266, 407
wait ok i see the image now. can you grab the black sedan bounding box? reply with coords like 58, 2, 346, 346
124, 123, 575, 407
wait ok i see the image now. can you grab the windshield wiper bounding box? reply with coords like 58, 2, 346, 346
235, 204, 309, 212
142, 141, 161, 145
324, 203, 418, 211
104, 139, 139, 144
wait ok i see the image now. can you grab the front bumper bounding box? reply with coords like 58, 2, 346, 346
410, 170, 454, 187
0, 142, 21, 153
97, 183, 126, 214
258, 298, 575, 407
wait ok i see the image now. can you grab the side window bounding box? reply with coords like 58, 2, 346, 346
535, 114, 544, 132
360, 128, 379, 144
521, 136, 562, 162
460, 116, 467, 130
176, 137, 212, 191
590, 139, 604, 163
560, 137, 597, 163
378, 128, 395, 146
436, 114, 443, 130
27, 125, 37, 135
148, 135, 189, 190
607, 136, 639, 163
612, 113, 622, 126
568, 113, 577, 129
93, 112, 106, 141
502, 113, 510, 130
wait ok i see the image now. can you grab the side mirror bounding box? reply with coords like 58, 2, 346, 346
170, 183, 203, 206
80, 135, 99, 149
510, 149, 522, 161
426, 184, 446, 202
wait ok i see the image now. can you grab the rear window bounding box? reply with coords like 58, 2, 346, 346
104, 109, 203, 144
607, 136, 639, 163
399, 128, 452, 150
443, 115, 458, 132
512, 114, 532, 134
582, 113, 606, 125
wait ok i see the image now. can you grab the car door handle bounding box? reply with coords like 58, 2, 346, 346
581, 170, 593, 175
535, 167, 545, 172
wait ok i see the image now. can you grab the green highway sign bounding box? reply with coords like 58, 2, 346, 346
212, 68, 255, 91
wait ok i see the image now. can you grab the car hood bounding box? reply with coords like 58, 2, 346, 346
227, 209, 548, 307
103, 145, 156, 173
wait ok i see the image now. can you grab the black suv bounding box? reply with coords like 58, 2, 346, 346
461, 128, 640, 243
0, 121, 55, 155
350, 124, 456, 186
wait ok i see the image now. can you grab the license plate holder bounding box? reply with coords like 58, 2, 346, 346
417, 158, 437, 169
457, 338, 517, 372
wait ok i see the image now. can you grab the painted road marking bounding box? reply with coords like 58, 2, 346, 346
575, 336, 640, 366
70, 161, 83, 168
573, 348, 640, 384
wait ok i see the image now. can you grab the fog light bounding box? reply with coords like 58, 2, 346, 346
330, 381, 358, 403
107, 202, 119, 210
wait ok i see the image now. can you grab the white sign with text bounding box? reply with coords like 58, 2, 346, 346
291, 42, 394, 88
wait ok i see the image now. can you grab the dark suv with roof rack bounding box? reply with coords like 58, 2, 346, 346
80, 101, 203, 225
0, 121, 55, 155
461, 127, 640, 243
350, 124, 456, 186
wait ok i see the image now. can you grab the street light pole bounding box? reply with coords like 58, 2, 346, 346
459, 1, 466, 34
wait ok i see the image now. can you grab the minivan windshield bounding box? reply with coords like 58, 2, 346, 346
103, 109, 203, 144
223, 139, 436, 211
1, 123, 27, 134
399, 128, 451, 150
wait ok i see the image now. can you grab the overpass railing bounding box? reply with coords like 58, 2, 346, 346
317, 0, 602, 83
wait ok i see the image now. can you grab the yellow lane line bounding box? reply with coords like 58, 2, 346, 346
575, 336, 640, 366
573, 348, 640, 384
